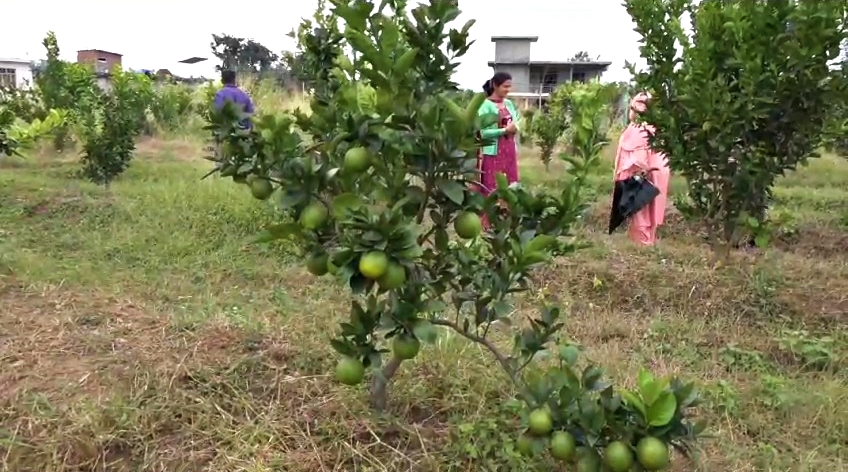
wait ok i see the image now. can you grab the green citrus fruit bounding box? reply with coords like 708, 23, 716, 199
306, 252, 329, 276
550, 431, 577, 461
344, 146, 372, 173
516, 434, 534, 456
527, 408, 553, 436
359, 251, 389, 279
300, 202, 329, 230
576, 453, 601, 472
636, 437, 670, 471
335, 356, 365, 386
454, 211, 483, 239
378, 262, 407, 290
604, 441, 635, 472
233, 174, 248, 184
391, 334, 420, 360
249, 178, 274, 200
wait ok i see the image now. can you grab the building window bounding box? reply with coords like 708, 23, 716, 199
572, 71, 587, 83
0, 68, 16, 87
542, 72, 557, 93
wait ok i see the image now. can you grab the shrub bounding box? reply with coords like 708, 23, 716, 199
626, 0, 847, 251
150, 82, 195, 130
0, 86, 47, 123
0, 107, 18, 157
76, 68, 154, 185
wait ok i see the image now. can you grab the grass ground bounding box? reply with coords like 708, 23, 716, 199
0, 137, 846, 472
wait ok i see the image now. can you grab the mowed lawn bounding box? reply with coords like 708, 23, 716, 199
1, 138, 847, 472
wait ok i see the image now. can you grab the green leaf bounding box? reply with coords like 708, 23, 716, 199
620, 389, 647, 419
423, 299, 447, 313
379, 15, 401, 53
581, 366, 604, 391
527, 372, 553, 403
521, 251, 549, 265
525, 234, 557, 253
464, 92, 487, 123
249, 223, 302, 244
637, 369, 655, 396
646, 390, 678, 427
558, 344, 579, 366
332, 192, 364, 218
557, 378, 580, 407
329, 339, 356, 357
640, 379, 663, 407
437, 179, 465, 205
412, 319, 439, 344
392, 49, 418, 76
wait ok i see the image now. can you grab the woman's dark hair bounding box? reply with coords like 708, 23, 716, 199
482, 72, 512, 96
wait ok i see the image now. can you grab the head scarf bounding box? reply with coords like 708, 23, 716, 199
629, 92, 651, 113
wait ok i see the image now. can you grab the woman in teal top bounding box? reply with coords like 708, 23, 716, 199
475, 72, 520, 228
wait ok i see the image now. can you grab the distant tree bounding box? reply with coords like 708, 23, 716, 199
281, 49, 308, 83
570, 51, 600, 61
30, 59, 48, 79
210, 34, 279, 72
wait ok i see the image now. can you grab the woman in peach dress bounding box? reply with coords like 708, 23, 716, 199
613, 92, 671, 246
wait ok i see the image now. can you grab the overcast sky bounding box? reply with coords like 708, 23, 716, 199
1, 0, 643, 87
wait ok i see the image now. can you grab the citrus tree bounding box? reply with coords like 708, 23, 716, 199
625, 0, 847, 251
531, 81, 619, 172
823, 53, 848, 158
548, 82, 619, 174
35, 31, 153, 182
530, 104, 568, 171
207, 0, 704, 468
0, 107, 18, 157
36, 32, 93, 152
76, 68, 154, 185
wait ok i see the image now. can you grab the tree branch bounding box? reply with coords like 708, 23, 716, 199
429, 319, 531, 400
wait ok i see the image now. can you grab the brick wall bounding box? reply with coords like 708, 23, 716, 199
76, 50, 122, 74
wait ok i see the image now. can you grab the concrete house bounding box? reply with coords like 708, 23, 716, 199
0, 58, 34, 89
487, 36, 611, 108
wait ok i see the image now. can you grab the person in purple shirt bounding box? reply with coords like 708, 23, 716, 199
213, 70, 254, 129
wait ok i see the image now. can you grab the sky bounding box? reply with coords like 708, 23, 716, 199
0, 0, 645, 87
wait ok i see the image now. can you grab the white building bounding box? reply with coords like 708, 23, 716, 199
0, 58, 33, 89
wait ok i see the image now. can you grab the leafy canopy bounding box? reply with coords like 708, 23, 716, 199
205, 0, 707, 462
626, 0, 847, 247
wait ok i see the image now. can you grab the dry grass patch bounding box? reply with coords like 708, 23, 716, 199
0, 142, 845, 471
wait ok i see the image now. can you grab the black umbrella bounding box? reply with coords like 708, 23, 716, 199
608, 174, 661, 234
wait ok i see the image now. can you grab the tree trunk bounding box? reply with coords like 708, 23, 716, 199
368, 355, 403, 412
